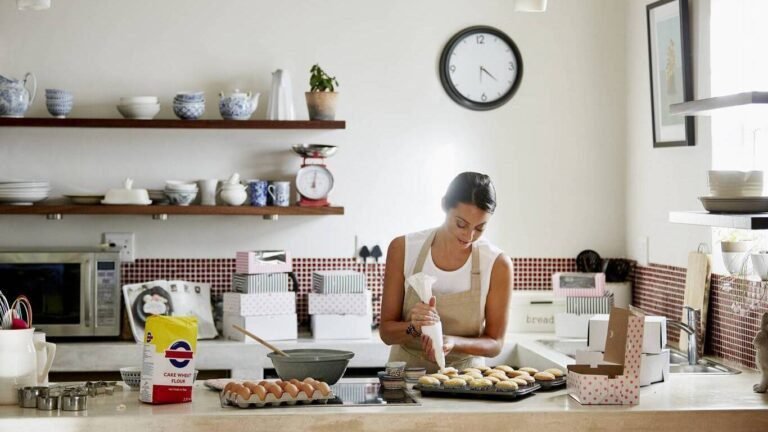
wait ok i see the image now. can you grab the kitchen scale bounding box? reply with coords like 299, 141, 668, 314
292, 144, 337, 207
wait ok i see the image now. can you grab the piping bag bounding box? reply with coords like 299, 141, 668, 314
407, 272, 445, 369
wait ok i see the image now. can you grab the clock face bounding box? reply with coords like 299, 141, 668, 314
295, 165, 334, 200
439, 26, 523, 111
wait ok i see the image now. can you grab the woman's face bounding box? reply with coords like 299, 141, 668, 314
444, 202, 492, 249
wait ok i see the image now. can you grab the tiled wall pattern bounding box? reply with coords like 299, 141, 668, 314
632, 263, 765, 370
122, 257, 562, 326
122, 257, 764, 369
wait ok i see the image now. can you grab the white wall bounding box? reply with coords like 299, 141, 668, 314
624, 0, 711, 268
0, 0, 627, 259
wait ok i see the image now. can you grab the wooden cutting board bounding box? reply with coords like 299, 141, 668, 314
679, 250, 711, 354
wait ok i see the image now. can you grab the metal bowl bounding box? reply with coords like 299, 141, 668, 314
292, 144, 338, 158
267, 349, 354, 384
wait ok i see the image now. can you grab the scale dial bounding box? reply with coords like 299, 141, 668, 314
296, 165, 334, 200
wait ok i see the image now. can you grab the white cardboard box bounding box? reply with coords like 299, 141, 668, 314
223, 292, 296, 316
587, 314, 667, 354
223, 313, 298, 341
308, 290, 372, 315
554, 313, 594, 338
507, 292, 566, 333
575, 348, 670, 387
311, 313, 372, 340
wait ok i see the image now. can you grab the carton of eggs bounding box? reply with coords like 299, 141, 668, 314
221, 378, 333, 408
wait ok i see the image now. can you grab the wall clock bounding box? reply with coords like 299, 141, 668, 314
439, 25, 523, 111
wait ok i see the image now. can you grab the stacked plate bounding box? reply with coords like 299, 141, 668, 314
0, 180, 50, 205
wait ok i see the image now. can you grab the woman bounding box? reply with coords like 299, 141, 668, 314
380, 172, 512, 372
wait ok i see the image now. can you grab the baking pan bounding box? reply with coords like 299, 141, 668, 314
414, 383, 540, 401
535, 377, 567, 390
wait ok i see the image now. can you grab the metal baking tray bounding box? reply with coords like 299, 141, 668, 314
414, 383, 540, 401
535, 377, 567, 390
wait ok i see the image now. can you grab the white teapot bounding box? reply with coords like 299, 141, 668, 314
0, 329, 55, 405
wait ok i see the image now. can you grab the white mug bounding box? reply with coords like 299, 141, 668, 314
197, 179, 219, 206
268, 181, 291, 207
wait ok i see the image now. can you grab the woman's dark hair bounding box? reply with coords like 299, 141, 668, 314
442, 172, 496, 214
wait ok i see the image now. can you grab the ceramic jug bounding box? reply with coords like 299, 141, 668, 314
219, 89, 259, 120
0, 73, 37, 118
0, 328, 56, 405
267, 69, 295, 120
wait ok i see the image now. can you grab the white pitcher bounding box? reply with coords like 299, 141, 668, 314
0, 328, 55, 405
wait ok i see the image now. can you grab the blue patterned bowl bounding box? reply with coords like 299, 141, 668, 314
174, 91, 204, 103
165, 190, 197, 206
173, 102, 205, 120
46, 100, 73, 118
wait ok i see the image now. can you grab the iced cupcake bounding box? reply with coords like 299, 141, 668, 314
444, 378, 468, 390
495, 380, 519, 392
469, 378, 493, 391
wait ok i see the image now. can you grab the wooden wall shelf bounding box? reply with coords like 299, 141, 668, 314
0, 204, 344, 220
0, 118, 346, 130
669, 211, 768, 230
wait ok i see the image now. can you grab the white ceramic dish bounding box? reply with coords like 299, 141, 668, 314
117, 103, 160, 120
120, 96, 158, 104
103, 187, 151, 205
699, 196, 768, 213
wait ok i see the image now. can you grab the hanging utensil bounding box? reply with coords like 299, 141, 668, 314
230, 324, 290, 357
10, 295, 32, 329
0, 290, 11, 329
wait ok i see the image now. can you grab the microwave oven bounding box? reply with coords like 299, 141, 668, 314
0, 247, 121, 337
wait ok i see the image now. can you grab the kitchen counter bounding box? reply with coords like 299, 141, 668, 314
1, 374, 767, 432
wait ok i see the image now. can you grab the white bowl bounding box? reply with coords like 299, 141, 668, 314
165, 181, 198, 192
709, 170, 763, 194
120, 96, 158, 105
721, 240, 754, 253
120, 367, 142, 390
117, 103, 160, 120
752, 253, 768, 281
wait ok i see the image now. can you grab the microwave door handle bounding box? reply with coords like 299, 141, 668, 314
83, 259, 91, 328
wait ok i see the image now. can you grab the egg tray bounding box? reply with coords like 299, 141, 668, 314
220, 389, 334, 409
414, 383, 541, 401
535, 377, 567, 391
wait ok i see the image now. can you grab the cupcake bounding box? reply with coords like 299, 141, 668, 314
508, 370, 530, 378
418, 376, 441, 388
440, 367, 458, 375
485, 376, 501, 384
475, 365, 491, 373
429, 373, 450, 383
494, 365, 514, 373
520, 374, 536, 385
545, 368, 565, 377
469, 378, 493, 391
511, 377, 528, 387
444, 378, 468, 389
462, 368, 482, 375
519, 367, 539, 374
487, 372, 508, 381
464, 371, 483, 380
456, 374, 475, 383
495, 380, 519, 392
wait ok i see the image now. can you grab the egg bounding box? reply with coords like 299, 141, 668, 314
313, 381, 331, 397
302, 377, 317, 385
264, 383, 284, 399
229, 383, 251, 400
297, 382, 315, 398
290, 378, 302, 386
245, 383, 267, 401
283, 383, 300, 399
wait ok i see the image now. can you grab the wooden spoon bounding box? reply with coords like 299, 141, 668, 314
231, 324, 290, 357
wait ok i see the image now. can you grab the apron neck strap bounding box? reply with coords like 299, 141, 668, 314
413, 229, 480, 282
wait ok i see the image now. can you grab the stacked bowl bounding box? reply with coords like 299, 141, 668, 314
45, 89, 73, 118
164, 181, 198, 206
708, 170, 763, 197
117, 96, 160, 120
173, 91, 205, 120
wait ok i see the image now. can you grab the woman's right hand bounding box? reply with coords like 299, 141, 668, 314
409, 296, 439, 332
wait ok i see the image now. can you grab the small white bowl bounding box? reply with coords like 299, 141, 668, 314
120, 367, 141, 390
117, 103, 160, 120
120, 96, 158, 105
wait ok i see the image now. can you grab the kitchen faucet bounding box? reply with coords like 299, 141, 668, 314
666, 306, 700, 366
629, 305, 701, 366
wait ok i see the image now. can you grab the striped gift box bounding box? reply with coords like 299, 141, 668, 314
312, 270, 367, 294
566, 293, 615, 315
232, 273, 290, 294
235, 250, 292, 274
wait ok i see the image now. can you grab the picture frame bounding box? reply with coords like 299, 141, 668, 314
646, 0, 695, 148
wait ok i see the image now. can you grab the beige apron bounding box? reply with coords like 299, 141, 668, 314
388, 230, 485, 373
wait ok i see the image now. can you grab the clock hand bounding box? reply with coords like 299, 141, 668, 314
312, 172, 317, 189
480, 66, 498, 81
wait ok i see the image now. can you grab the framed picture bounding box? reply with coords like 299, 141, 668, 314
646, 0, 695, 148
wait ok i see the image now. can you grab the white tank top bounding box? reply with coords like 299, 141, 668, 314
404, 228, 503, 310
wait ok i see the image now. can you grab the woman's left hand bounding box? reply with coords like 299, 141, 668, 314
421, 335, 455, 362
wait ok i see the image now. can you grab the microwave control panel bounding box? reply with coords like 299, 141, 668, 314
96, 260, 119, 327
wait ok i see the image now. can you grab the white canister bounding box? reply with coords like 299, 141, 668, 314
0, 328, 37, 405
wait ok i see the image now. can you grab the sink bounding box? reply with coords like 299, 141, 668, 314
534, 339, 741, 375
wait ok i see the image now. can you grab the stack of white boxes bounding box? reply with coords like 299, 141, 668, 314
309, 270, 371, 340
552, 272, 613, 338
222, 251, 297, 342
585, 314, 671, 386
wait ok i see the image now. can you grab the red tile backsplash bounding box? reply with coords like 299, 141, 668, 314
122, 257, 762, 370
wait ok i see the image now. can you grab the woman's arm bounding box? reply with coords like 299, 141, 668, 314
379, 237, 437, 348
422, 253, 513, 360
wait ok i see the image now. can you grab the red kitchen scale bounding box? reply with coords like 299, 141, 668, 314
292, 144, 337, 207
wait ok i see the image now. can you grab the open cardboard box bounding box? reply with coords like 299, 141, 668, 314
567, 307, 644, 405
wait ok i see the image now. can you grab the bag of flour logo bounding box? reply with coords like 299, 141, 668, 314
140, 315, 197, 404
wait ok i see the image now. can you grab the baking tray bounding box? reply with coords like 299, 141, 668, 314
414, 383, 540, 401
535, 377, 567, 390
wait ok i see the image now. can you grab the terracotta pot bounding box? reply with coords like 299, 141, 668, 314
305, 91, 338, 121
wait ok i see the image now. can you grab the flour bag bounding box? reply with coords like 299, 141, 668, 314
140, 316, 198, 404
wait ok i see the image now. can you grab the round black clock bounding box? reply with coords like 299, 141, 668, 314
439, 26, 523, 111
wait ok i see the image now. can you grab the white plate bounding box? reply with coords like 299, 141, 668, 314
101, 199, 152, 205
699, 196, 768, 213
0, 196, 48, 204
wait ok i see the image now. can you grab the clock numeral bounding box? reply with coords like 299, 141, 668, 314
450, 64, 456, 73
508, 62, 516, 72
481, 93, 488, 102
476, 35, 485, 44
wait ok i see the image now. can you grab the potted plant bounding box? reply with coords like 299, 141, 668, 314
305, 64, 339, 121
